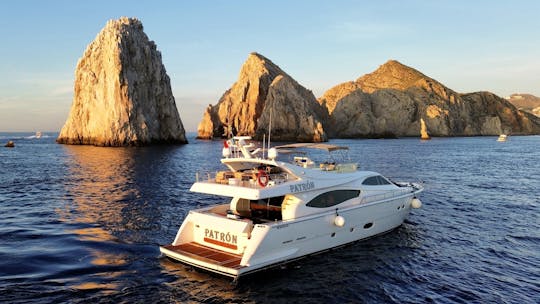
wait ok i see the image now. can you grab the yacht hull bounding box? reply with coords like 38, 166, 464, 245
160, 192, 415, 279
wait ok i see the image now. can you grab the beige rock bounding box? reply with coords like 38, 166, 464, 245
256, 75, 327, 142
322, 60, 540, 137
507, 93, 540, 109
507, 93, 540, 117
318, 81, 361, 114
197, 52, 328, 142
420, 118, 430, 140
197, 105, 216, 139
57, 17, 187, 146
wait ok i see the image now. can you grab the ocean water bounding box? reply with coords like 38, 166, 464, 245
0, 133, 538, 303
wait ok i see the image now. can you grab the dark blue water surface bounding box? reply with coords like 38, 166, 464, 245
0, 133, 538, 303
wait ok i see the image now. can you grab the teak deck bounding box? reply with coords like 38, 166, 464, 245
163, 242, 244, 269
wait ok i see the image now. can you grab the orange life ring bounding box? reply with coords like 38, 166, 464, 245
257, 169, 269, 187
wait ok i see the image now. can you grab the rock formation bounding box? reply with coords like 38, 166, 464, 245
319, 60, 540, 137
197, 52, 328, 142
461, 91, 540, 134
57, 17, 187, 146
420, 118, 430, 140
507, 93, 540, 117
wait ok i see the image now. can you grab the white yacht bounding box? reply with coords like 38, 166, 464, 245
160, 136, 423, 280
497, 134, 507, 142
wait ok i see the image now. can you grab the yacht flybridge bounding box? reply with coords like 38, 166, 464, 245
160, 136, 423, 280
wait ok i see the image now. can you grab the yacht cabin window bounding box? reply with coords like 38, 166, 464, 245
362, 175, 391, 185
306, 190, 360, 208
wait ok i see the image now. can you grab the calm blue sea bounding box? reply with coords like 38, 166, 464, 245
0, 133, 538, 303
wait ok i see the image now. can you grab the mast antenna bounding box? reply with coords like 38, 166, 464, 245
268, 103, 273, 152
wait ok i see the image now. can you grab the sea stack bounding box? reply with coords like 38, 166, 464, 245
57, 17, 187, 146
197, 52, 328, 142
420, 118, 430, 140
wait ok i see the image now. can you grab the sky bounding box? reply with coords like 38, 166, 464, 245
1, 0, 539, 132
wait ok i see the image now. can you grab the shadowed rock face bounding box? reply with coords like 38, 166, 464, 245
320, 60, 540, 137
255, 75, 327, 142
57, 17, 187, 146
461, 91, 540, 134
197, 52, 328, 142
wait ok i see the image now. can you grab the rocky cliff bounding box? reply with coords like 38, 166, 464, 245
57, 17, 187, 146
507, 93, 540, 117
197, 52, 328, 142
320, 60, 540, 137
461, 91, 540, 134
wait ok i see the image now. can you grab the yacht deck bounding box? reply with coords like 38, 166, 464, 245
162, 242, 244, 270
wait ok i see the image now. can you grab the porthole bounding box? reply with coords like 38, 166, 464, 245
331, 232, 336, 237
350, 227, 354, 232
363, 222, 373, 229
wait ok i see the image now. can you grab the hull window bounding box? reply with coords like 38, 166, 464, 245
363, 222, 373, 229
306, 190, 360, 208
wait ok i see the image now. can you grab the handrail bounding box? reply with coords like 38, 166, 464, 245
195, 171, 294, 188
358, 188, 413, 204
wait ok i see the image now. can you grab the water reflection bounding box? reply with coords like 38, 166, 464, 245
60, 145, 183, 239
68, 227, 117, 243
61, 145, 137, 226
56, 144, 182, 294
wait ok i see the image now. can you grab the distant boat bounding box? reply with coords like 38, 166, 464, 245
27, 131, 43, 139
4, 141, 15, 148
497, 134, 507, 142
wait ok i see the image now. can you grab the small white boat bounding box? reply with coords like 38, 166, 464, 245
497, 134, 507, 142
27, 132, 42, 139
160, 136, 423, 280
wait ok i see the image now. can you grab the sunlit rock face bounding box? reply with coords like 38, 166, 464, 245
420, 118, 430, 140
320, 60, 540, 137
507, 93, 540, 117
57, 17, 187, 146
197, 52, 328, 142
